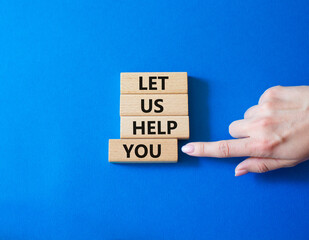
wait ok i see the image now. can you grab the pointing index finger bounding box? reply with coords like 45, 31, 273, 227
182, 138, 254, 158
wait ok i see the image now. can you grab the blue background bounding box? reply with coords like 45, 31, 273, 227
0, 0, 309, 239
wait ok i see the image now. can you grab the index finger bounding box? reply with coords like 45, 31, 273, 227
181, 138, 254, 158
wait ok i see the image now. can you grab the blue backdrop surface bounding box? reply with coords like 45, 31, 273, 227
0, 0, 309, 239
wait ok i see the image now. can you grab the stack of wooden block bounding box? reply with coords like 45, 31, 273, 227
109, 72, 189, 163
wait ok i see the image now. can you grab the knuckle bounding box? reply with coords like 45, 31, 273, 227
217, 141, 230, 158
257, 139, 275, 155
196, 143, 206, 155
262, 102, 274, 111
263, 86, 281, 100
244, 108, 253, 119
257, 161, 270, 173
258, 117, 273, 128
244, 105, 258, 119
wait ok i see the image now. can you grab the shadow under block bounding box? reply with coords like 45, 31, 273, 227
121, 72, 187, 94
121, 116, 190, 139
120, 94, 188, 116
109, 139, 178, 163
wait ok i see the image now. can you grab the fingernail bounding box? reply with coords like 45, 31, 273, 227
235, 169, 248, 177
181, 144, 195, 154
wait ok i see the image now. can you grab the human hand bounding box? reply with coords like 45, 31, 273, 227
182, 86, 309, 176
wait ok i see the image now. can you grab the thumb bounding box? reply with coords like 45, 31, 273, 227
235, 157, 296, 176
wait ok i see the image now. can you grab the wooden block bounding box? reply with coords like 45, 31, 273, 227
109, 139, 178, 163
120, 94, 188, 116
121, 116, 190, 139
121, 72, 187, 94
